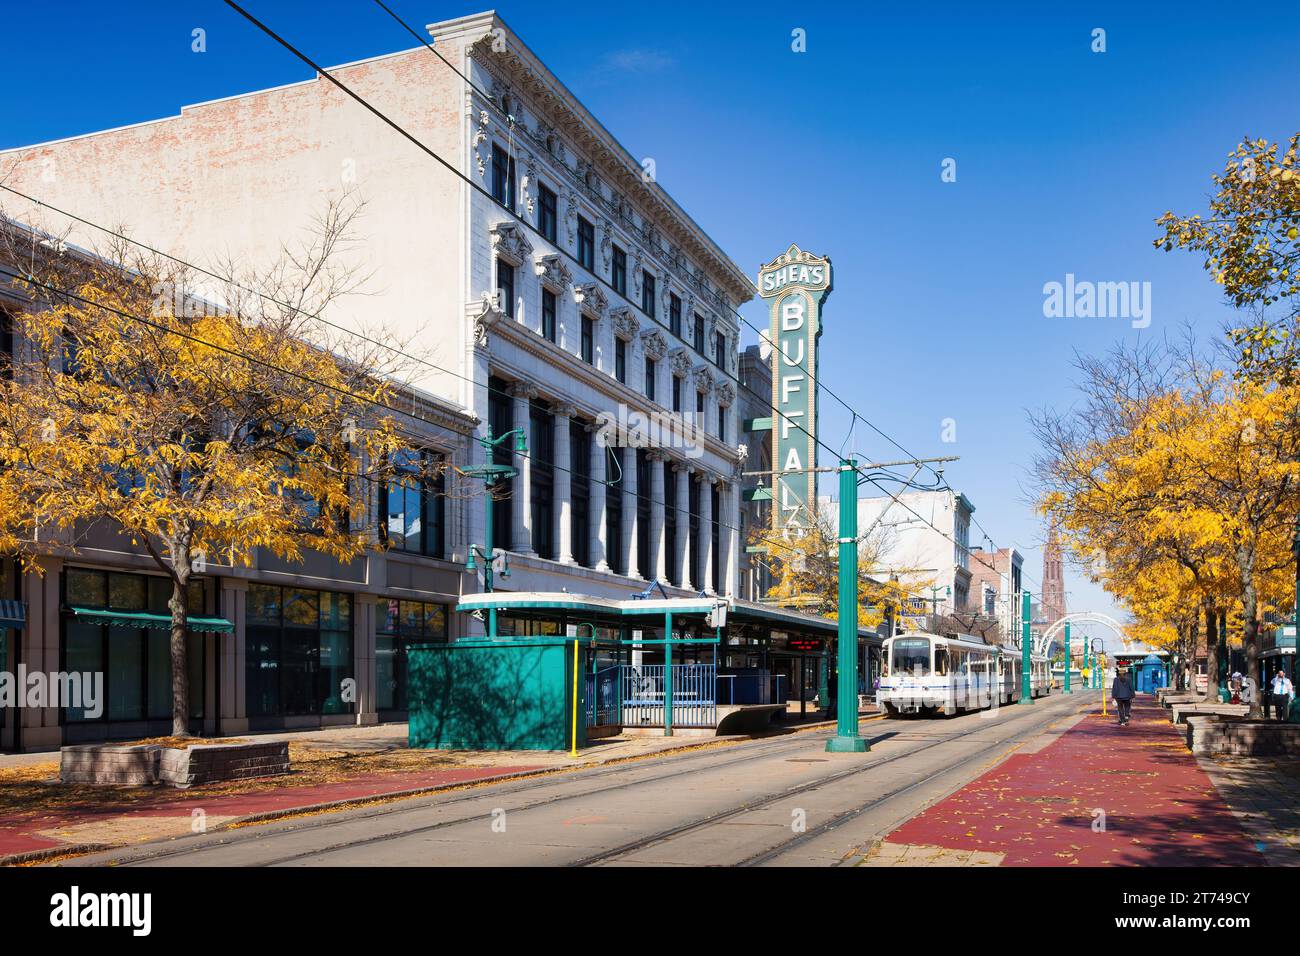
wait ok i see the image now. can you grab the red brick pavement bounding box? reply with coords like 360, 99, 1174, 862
0, 764, 542, 860
884, 697, 1264, 866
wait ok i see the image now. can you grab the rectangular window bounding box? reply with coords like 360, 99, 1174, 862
644, 357, 656, 402
612, 246, 627, 296
497, 259, 515, 318
381, 449, 446, 559
538, 183, 557, 243
376, 600, 448, 712
245, 585, 354, 718
491, 144, 517, 211
693, 314, 705, 354
669, 293, 681, 339
672, 376, 682, 413
696, 390, 705, 416
62, 568, 205, 725
541, 288, 557, 342
577, 217, 594, 271
605, 447, 623, 575
718, 404, 726, 442
641, 272, 656, 318
615, 338, 627, 384
0, 309, 12, 380
581, 315, 594, 364
714, 331, 726, 369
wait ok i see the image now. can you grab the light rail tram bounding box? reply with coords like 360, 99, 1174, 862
877, 631, 1050, 717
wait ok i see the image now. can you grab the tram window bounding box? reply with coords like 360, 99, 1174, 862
934, 647, 948, 676
892, 638, 930, 676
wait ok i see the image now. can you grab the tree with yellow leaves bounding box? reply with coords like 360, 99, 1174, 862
1156, 134, 1300, 382
0, 205, 442, 734
1035, 338, 1300, 715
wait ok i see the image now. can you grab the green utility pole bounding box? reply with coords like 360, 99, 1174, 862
1019, 589, 1033, 704
1064, 621, 1072, 694
462, 426, 529, 639
827, 459, 868, 753
664, 610, 674, 737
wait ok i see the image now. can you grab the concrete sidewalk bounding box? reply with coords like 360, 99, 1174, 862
857, 696, 1266, 866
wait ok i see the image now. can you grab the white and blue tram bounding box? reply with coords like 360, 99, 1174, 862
877, 631, 1050, 717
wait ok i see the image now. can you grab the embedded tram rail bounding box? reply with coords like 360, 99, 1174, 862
56, 693, 1090, 868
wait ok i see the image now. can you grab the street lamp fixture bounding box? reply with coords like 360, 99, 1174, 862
460, 426, 529, 639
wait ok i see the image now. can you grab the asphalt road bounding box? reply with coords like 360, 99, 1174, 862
65, 692, 1090, 867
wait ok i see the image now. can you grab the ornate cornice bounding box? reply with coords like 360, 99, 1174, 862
641, 329, 668, 360
610, 306, 639, 341
489, 220, 532, 266
573, 282, 607, 318
534, 253, 572, 292
463, 30, 754, 308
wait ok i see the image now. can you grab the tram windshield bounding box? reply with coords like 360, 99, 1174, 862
892, 638, 931, 676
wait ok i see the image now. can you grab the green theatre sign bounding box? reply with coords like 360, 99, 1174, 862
758, 244, 832, 537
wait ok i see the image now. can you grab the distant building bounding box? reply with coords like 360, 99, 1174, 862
1040, 523, 1067, 631
965, 545, 1024, 644
819, 488, 976, 614
737, 343, 773, 601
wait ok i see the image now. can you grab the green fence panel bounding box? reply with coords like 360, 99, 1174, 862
407, 639, 586, 752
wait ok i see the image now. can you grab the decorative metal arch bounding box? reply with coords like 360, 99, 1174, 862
1034, 611, 1130, 656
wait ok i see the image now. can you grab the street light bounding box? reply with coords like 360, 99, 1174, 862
460, 425, 529, 639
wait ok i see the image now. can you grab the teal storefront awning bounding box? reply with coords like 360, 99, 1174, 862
0, 600, 26, 628
68, 606, 234, 633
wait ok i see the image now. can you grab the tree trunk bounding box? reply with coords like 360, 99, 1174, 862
1202, 604, 1217, 703
168, 568, 191, 738
1241, 556, 1263, 719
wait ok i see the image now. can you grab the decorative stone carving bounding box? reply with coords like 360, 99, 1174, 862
669, 347, 693, 377
716, 381, 735, 407
490, 221, 533, 265
641, 329, 668, 360
573, 282, 607, 317
610, 306, 639, 341
632, 250, 645, 299
508, 381, 539, 401
473, 109, 490, 179
534, 253, 572, 291
470, 292, 504, 349
521, 151, 538, 217
598, 218, 613, 270
564, 189, 579, 245
551, 400, 578, 419
694, 366, 715, 395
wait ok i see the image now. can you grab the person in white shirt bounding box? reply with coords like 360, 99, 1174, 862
1270, 670, 1294, 722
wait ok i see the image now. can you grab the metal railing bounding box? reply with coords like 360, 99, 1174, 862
585, 665, 622, 728
621, 664, 716, 728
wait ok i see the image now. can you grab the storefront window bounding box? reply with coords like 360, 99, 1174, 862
62, 568, 205, 725
376, 599, 448, 711
245, 585, 354, 718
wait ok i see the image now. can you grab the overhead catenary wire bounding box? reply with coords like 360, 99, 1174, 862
221, 0, 1046, 596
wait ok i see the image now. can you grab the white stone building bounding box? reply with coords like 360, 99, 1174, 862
0, 11, 755, 745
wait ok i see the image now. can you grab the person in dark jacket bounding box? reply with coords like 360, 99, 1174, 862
1111, 667, 1136, 726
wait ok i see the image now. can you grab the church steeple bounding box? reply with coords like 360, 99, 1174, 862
1042, 523, 1067, 628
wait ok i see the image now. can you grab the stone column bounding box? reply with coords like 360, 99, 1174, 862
622, 447, 640, 579
700, 473, 715, 593
553, 402, 575, 564
510, 382, 537, 555
675, 462, 694, 591
723, 481, 741, 596
588, 425, 609, 571
353, 594, 379, 726
647, 451, 667, 583
219, 577, 250, 735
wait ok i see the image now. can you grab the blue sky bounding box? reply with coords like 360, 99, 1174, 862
4, 1, 1297, 645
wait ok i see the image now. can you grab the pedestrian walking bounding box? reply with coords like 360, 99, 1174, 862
1239, 674, 1257, 708
1111, 666, 1135, 726
1270, 669, 1294, 722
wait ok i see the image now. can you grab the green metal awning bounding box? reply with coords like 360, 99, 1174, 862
0, 600, 26, 628
68, 606, 234, 633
